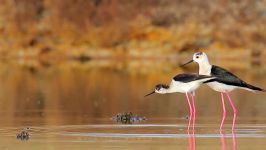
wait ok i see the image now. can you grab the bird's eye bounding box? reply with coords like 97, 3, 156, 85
196, 56, 199, 59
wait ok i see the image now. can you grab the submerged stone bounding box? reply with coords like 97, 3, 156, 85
112, 112, 147, 124
16, 130, 30, 141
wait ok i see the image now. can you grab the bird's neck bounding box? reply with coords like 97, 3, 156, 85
164, 83, 177, 93
199, 61, 212, 75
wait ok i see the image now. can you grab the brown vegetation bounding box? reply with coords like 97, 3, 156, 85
0, 0, 265, 58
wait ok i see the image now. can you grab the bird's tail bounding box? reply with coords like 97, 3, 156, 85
244, 83, 266, 92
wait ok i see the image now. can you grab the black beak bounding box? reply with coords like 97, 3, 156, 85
180, 60, 194, 67
144, 91, 155, 97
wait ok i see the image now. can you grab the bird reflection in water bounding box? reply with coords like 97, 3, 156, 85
220, 131, 237, 150
187, 129, 237, 150
187, 94, 196, 150
187, 127, 195, 150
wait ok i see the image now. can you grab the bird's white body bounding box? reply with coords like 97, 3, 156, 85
206, 81, 236, 92
167, 78, 214, 93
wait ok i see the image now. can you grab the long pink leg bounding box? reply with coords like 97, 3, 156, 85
190, 93, 196, 131
220, 92, 227, 131
225, 92, 237, 130
187, 93, 196, 150
186, 93, 193, 131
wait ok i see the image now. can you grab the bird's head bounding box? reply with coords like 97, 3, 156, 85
181, 52, 209, 67
144, 84, 169, 97
192, 52, 209, 64
155, 84, 169, 94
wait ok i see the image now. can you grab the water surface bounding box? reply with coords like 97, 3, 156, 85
0, 60, 265, 149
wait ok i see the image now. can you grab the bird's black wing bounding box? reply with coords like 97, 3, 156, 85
204, 65, 264, 91
173, 74, 213, 83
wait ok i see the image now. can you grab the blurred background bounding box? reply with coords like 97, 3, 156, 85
0, 0, 265, 127
0, 0, 265, 59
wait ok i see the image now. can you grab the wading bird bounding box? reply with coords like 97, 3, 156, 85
181, 52, 265, 130
145, 73, 215, 130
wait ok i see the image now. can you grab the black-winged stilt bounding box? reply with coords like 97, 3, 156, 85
145, 73, 215, 130
181, 52, 265, 130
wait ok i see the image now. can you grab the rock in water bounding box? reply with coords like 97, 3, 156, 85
112, 112, 147, 124
16, 130, 30, 141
